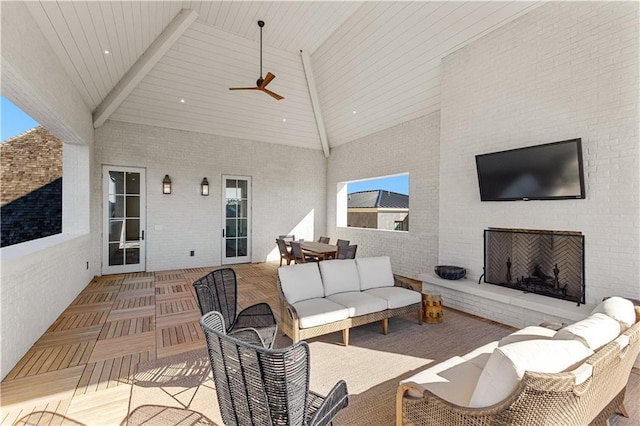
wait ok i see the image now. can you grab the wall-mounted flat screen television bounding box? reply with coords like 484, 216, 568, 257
475, 138, 585, 201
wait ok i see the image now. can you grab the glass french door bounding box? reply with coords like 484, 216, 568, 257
102, 166, 146, 274
222, 175, 251, 264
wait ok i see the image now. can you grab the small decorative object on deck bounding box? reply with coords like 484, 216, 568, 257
434, 265, 466, 280
422, 292, 443, 324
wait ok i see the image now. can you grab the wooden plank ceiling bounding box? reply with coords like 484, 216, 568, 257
24, 1, 540, 151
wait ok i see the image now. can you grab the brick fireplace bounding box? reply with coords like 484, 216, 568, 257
483, 228, 585, 305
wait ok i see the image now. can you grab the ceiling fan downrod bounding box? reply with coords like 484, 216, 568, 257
257, 20, 264, 86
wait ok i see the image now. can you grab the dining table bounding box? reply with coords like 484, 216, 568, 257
286, 240, 337, 260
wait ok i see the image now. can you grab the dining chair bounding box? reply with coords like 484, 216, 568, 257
336, 244, 357, 259
276, 238, 294, 266
336, 239, 350, 247
200, 311, 349, 426
192, 268, 278, 348
278, 234, 295, 241
291, 241, 318, 264
318, 236, 330, 244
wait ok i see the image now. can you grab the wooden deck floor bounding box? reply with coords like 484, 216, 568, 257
0, 262, 281, 425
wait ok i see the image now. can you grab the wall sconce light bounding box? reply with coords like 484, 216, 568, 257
163, 174, 172, 194
201, 177, 209, 196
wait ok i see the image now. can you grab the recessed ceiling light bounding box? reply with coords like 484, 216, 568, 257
104, 50, 110, 55
352, 110, 357, 114
282, 118, 286, 122
180, 99, 185, 103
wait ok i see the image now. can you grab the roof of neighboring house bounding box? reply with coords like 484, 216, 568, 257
347, 190, 409, 209
1, 126, 62, 247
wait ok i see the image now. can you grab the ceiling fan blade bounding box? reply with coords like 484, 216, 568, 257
260, 72, 275, 88
229, 87, 259, 91
261, 87, 284, 101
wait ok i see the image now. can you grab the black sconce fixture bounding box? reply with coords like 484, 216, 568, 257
201, 177, 209, 196
163, 174, 172, 194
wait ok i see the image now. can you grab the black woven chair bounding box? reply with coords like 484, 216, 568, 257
336, 244, 357, 259
336, 239, 350, 247
276, 238, 294, 266
200, 311, 349, 426
192, 268, 277, 348
291, 241, 319, 264
318, 236, 330, 244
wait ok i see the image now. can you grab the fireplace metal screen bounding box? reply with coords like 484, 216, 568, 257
483, 228, 585, 305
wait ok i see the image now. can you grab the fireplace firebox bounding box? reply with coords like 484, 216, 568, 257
483, 228, 585, 305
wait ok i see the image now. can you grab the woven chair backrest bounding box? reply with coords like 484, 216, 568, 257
318, 236, 330, 244
200, 312, 311, 426
276, 238, 290, 257
193, 268, 237, 332
336, 239, 350, 247
337, 244, 357, 259
290, 242, 306, 263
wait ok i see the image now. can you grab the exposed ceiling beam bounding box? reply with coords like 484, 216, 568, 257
300, 50, 330, 158
93, 9, 198, 128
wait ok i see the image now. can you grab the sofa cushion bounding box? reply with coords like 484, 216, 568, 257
356, 256, 394, 290
400, 356, 484, 406
319, 259, 361, 296
461, 341, 499, 370
364, 287, 420, 309
498, 326, 557, 347
553, 313, 621, 350
278, 263, 324, 304
590, 297, 636, 330
469, 339, 594, 408
326, 291, 387, 317
292, 298, 350, 329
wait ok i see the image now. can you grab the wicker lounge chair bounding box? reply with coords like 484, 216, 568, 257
192, 268, 278, 348
200, 311, 349, 426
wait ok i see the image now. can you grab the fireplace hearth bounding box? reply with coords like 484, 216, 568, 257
483, 228, 585, 305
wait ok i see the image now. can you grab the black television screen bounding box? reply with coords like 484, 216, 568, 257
475, 138, 585, 201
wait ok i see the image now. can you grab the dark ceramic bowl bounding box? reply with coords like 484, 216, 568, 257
435, 265, 466, 280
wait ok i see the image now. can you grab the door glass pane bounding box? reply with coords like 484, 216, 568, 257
226, 200, 239, 218
226, 239, 237, 257
226, 219, 237, 237
126, 247, 140, 264
109, 243, 124, 265
239, 200, 247, 218
238, 219, 247, 237
239, 180, 248, 198
237, 238, 247, 256
109, 220, 124, 242
126, 196, 140, 217
126, 173, 140, 194
111, 195, 124, 218
110, 172, 125, 194
126, 219, 140, 240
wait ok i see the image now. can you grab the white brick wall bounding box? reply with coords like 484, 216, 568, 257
327, 113, 440, 279
439, 2, 640, 306
94, 121, 327, 271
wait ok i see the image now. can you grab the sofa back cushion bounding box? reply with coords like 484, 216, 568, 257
469, 339, 594, 408
590, 297, 636, 330
498, 326, 557, 347
319, 259, 360, 296
356, 256, 394, 290
278, 263, 324, 304
553, 313, 621, 350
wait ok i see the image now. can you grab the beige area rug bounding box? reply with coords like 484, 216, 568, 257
126, 309, 639, 425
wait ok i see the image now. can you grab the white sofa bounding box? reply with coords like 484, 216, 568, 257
396, 297, 640, 425
277, 256, 422, 345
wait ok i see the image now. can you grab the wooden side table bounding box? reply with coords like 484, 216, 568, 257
422, 292, 443, 324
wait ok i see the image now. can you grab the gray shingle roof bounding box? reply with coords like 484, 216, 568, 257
347, 190, 409, 209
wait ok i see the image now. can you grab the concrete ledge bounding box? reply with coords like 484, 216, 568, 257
418, 272, 595, 328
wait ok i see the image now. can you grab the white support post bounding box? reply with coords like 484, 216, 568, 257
93, 9, 198, 128
300, 50, 330, 158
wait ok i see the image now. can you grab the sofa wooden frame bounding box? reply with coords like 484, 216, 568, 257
277, 277, 422, 346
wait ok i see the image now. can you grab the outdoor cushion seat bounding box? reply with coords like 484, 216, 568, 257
364, 286, 421, 309
292, 298, 350, 329
326, 291, 388, 317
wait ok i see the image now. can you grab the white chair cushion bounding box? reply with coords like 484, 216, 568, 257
400, 356, 483, 406
292, 298, 350, 329
469, 339, 594, 408
326, 291, 387, 317
553, 313, 621, 350
498, 326, 557, 347
461, 341, 499, 370
356, 256, 395, 290
278, 263, 324, 304
319, 259, 361, 296
364, 287, 420, 309
590, 297, 636, 330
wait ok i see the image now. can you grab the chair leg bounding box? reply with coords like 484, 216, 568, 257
381, 318, 389, 335
342, 328, 349, 346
